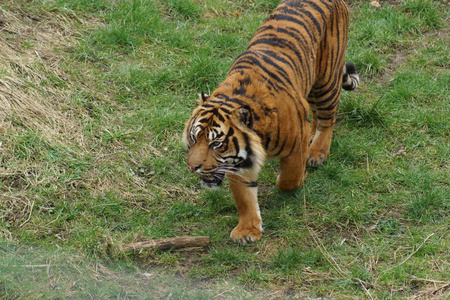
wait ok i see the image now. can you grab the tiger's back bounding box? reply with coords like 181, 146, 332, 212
183, 0, 359, 245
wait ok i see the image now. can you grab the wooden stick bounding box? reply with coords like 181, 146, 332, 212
121, 236, 210, 251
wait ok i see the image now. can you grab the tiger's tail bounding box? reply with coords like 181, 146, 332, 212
342, 62, 360, 91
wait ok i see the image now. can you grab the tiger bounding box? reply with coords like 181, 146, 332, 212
183, 0, 359, 245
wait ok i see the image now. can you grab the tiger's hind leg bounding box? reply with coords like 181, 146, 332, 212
307, 88, 341, 167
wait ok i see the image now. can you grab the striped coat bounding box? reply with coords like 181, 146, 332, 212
183, 0, 359, 245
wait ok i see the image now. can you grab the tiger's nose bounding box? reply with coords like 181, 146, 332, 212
187, 162, 201, 173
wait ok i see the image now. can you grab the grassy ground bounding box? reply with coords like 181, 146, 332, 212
0, 0, 449, 298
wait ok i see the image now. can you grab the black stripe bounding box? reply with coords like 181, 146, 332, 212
209, 99, 235, 109
245, 181, 258, 188
224, 127, 235, 141
271, 14, 315, 44
260, 53, 294, 90
215, 111, 226, 122
231, 136, 240, 153
286, 136, 297, 158
233, 87, 247, 96
197, 117, 209, 124
229, 65, 279, 92
281, 6, 323, 37
238, 54, 292, 91
273, 138, 287, 157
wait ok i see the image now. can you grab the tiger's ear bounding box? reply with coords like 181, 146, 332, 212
233, 106, 254, 130
199, 91, 209, 104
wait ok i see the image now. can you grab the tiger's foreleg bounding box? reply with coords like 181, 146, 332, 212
227, 172, 263, 245
277, 121, 309, 190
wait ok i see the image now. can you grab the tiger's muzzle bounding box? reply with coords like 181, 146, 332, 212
200, 172, 225, 189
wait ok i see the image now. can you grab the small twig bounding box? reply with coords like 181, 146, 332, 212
45, 208, 63, 226
366, 153, 370, 172
411, 276, 450, 284
212, 287, 234, 299
13, 264, 52, 268
307, 227, 346, 277
19, 200, 34, 228
357, 278, 374, 300
0, 28, 19, 35
307, 226, 378, 299
382, 232, 435, 274
34, 50, 43, 62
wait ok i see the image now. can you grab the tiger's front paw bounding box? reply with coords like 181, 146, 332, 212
230, 225, 263, 246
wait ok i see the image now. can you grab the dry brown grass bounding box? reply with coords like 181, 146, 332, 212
409, 279, 450, 300
0, 3, 90, 146
0, 3, 91, 241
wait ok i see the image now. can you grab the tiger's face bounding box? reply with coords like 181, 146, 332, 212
183, 95, 264, 188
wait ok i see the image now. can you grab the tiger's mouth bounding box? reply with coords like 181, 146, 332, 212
200, 172, 225, 189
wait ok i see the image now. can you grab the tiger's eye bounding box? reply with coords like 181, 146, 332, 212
210, 141, 223, 148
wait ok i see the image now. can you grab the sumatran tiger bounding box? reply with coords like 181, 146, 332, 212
183, 0, 359, 245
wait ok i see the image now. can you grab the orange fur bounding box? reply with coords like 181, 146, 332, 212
183, 0, 359, 245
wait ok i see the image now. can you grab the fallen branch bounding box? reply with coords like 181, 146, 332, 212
121, 236, 210, 252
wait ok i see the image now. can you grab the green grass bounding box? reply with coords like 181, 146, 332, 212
1, 0, 449, 298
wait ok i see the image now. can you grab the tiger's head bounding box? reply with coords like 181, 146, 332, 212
183, 92, 265, 188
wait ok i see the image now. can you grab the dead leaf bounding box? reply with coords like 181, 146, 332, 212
393, 145, 406, 156
371, 1, 381, 8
